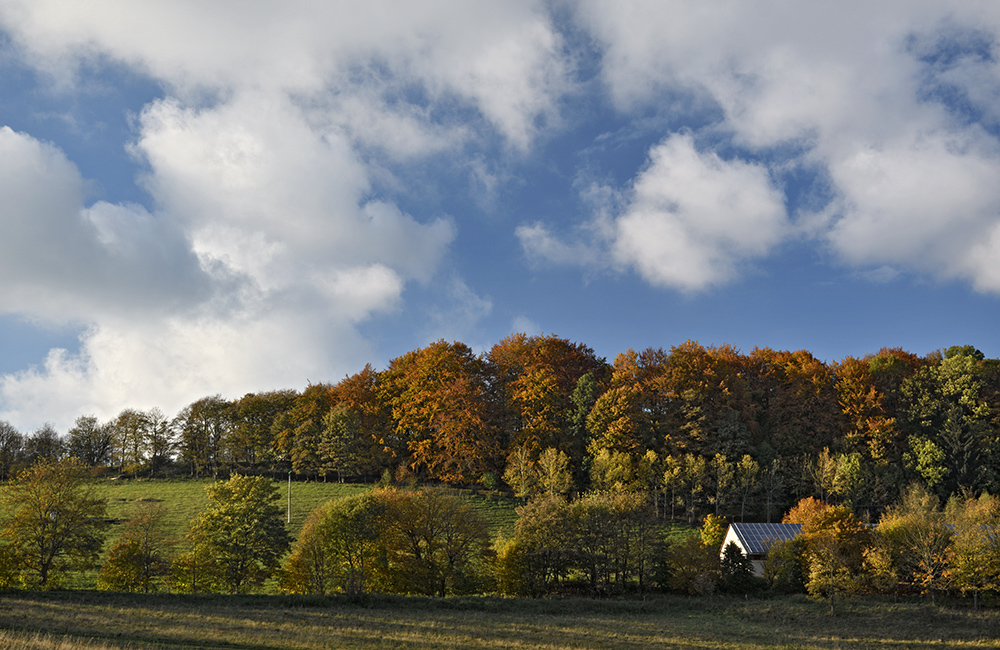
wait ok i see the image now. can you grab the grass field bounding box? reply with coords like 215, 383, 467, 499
96, 478, 519, 541
0, 591, 997, 649
82, 478, 521, 591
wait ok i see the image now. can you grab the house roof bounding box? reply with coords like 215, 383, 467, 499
728, 522, 802, 555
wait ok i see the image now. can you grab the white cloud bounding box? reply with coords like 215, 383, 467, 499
0, 308, 373, 431
517, 222, 599, 267
612, 134, 788, 290
518, 134, 788, 290
0, 126, 208, 321
826, 133, 1000, 270
422, 278, 494, 345
571, 1, 1000, 293
0, 0, 569, 150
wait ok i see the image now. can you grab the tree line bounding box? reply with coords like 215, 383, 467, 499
4, 456, 1000, 606
4, 335, 1000, 522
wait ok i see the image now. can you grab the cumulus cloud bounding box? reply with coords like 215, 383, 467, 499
0, 126, 208, 321
612, 135, 787, 290
568, 1, 1000, 292
1, 1, 570, 429
10, 0, 1000, 429
518, 134, 788, 290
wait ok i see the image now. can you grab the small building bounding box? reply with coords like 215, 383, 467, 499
720, 522, 802, 576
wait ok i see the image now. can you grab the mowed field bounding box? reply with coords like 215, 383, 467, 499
0, 591, 998, 650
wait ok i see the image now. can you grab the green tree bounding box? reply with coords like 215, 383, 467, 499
764, 537, 806, 594
282, 492, 385, 595
97, 503, 173, 593
66, 416, 112, 467
720, 541, 759, 595
23, 424, 63, 466
589, 448, 638, 492
377, 488, 491, 596
571, 492, 659, 594
502, 494, 575, 596
663, 535, 719, 595
503, 445, 539, 498
734, 454, 760, 522
700, 513, 727, 550
0, 458, 107, 588
178, 475, 290, 594
901, 347, 995, 495
109, 409, 149, 475
319, 404, 367, 481
145, 408, 175, 477
230, 389, 297, 471
175, 396, 233, 478
0, 421, 24, 481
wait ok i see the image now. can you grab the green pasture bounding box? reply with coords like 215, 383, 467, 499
95, 478, 519, 544
0, 591, 998, 649
96, 477, 374, 542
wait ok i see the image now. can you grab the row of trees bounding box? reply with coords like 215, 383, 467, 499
4, 456, 1000, 606
5, 336, 1000, 523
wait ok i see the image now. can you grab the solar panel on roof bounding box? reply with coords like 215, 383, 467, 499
731, 523, 802, 554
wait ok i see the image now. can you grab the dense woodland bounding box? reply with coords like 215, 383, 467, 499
2, 334, 999, 523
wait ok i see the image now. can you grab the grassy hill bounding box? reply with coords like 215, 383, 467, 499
97, 477, 519, 541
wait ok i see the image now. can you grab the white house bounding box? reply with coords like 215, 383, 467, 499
720, 522, 802, 576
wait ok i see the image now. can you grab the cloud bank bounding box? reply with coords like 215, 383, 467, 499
3, 1, 1000, 428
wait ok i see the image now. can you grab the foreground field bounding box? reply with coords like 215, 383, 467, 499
0, 592, 997, 650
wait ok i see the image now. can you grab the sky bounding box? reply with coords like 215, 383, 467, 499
3, 1, 1000, 432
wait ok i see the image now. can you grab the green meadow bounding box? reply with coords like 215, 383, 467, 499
96, 477, 518, 541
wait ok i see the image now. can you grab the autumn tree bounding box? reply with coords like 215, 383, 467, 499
176, 475, 290, 594
585, 348, 668, 458
867, 484, 952, 602
489, 334, 608, 467
329, 364, 397, 474
663, 342, 754, 459
381, 341, 500, 484
746, 348, 840, 461
785, 498, 869, 612
947, 493, 1000, 608
0, 458, 107, 588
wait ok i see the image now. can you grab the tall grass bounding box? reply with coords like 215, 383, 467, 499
0, 591, 998, 649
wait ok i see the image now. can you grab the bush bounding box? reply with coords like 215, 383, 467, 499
664, 536, 719, 595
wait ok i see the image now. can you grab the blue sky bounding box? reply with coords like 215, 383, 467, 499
2, 1, 1000, 431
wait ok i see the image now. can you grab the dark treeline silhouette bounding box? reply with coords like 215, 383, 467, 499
4, 336, 999, 523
